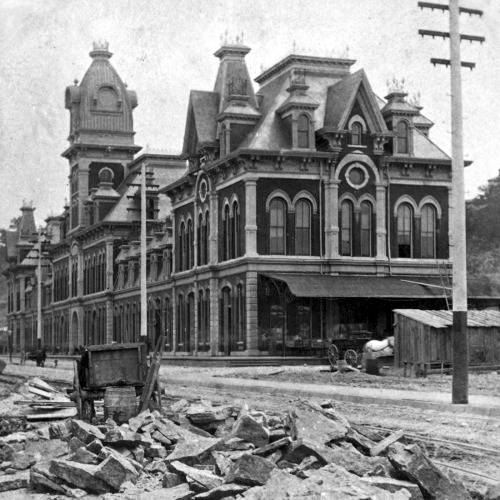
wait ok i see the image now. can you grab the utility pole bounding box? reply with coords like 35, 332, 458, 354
37, 228, 43, 350
141, 163, 147, 344
418, 1, 484, 404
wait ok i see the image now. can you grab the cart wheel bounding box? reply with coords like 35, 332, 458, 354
81, 399, 95, 422
328, 344, 339, 370
344, 349, 358, 367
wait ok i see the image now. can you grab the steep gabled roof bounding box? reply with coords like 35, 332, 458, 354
323, 69, 388, 134
182, 91, 220, 155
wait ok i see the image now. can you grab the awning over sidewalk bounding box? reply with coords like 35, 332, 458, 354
261, 273, 449, 299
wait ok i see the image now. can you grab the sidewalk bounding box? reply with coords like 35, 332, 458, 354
160, 368, 500, 418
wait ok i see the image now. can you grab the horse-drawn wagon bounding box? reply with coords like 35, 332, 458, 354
327, 331, 373, 370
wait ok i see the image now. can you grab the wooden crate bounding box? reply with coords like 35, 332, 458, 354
84, 343, 148, 389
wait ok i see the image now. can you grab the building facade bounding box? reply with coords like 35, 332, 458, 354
5, 41, 460, 356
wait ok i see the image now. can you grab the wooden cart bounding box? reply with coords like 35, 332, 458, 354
327, 331, 374, 370
73, 342, 148, 421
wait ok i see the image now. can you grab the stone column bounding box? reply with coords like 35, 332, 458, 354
209, 192, 219, 265
171, 209, 176, 274
19, 317, 25, 353
77, 248, 84, 297
209, 277, 219, 356
105, 240, 114, 290
245, 178, 258, 257
68, 256, 73, 299
77, 160, 90, 229
193, 201, 198, 269
327, 180, 340, 258
193, 281, 199, 355
171, 284, 177, 354
375, 183, 387, 259
106, 298, 113, 344
245, 271, 259, 355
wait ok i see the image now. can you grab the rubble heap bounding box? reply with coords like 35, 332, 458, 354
0, 397, 482, 499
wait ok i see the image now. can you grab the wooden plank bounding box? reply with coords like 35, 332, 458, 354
73, 360, 82, 420
25, 408, 77, 421
370, 429, 405, 456
139, 332, 165, 413
27, 387, 54, 399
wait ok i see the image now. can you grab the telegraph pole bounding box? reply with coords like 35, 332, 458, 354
141, 164, 147, 344
37, 228, 43, 350
418, 1, 484, 404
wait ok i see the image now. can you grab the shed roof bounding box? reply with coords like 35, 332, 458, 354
393, 309, 500, 328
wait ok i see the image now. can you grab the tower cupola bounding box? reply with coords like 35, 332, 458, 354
62, 43, 141, 233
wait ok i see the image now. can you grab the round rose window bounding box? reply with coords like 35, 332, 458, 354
345, 162, 369, 189
349, 167, 365, 185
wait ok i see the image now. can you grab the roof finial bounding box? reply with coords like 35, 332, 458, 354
74, 78, 79, 85
387, 76, 406, 93
90, 40, 112, 59
93, 39, 109, 51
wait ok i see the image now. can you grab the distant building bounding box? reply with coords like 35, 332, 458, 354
5, 40, 485, 356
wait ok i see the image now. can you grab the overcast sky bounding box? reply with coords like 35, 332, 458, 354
0, 0, 498, 229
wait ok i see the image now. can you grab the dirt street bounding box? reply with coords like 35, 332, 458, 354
1, 359, 499, 498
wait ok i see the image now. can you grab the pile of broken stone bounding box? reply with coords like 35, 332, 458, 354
0, 398, 479, 499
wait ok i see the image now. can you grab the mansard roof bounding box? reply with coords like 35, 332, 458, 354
411, 127, 450, 161
177, 45, 452, 164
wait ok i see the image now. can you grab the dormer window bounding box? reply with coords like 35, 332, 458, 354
297, 114, 310, 149
351, 122, 363, 146
396, 121, 409, 154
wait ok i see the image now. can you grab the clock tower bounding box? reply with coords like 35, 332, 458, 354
62, 42, 142, 232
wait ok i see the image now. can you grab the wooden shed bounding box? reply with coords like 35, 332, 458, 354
393, 309, 500, 375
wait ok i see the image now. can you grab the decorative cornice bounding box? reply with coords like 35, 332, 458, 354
255, 55, 355, 84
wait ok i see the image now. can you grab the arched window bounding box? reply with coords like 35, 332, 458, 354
204, 209, 209, 264
187, 219, 194, 269
236, 284, 245, 345
164, 297, 172, 351
223, 204, 230, 261
297, 114, 310, 149
351, 122, 362, 146
177, 295, 184, 348
295, 199, 311, 255
397, 121, 409, 154
269, 198, 286, 254
197, 213, 203, 266
360, 201, 372, 257
421, 204, 436, 258
340, 200, 353, 256
186, 292, 194, 353
232, 201, 240, 259
198, 290, 205, 348
179, 222, 185, 271
397, 203, 413, 257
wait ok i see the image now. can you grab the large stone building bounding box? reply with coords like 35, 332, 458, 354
5, 40, 473, 357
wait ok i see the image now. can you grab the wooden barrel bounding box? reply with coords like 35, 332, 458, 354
103, 386, 137, 424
